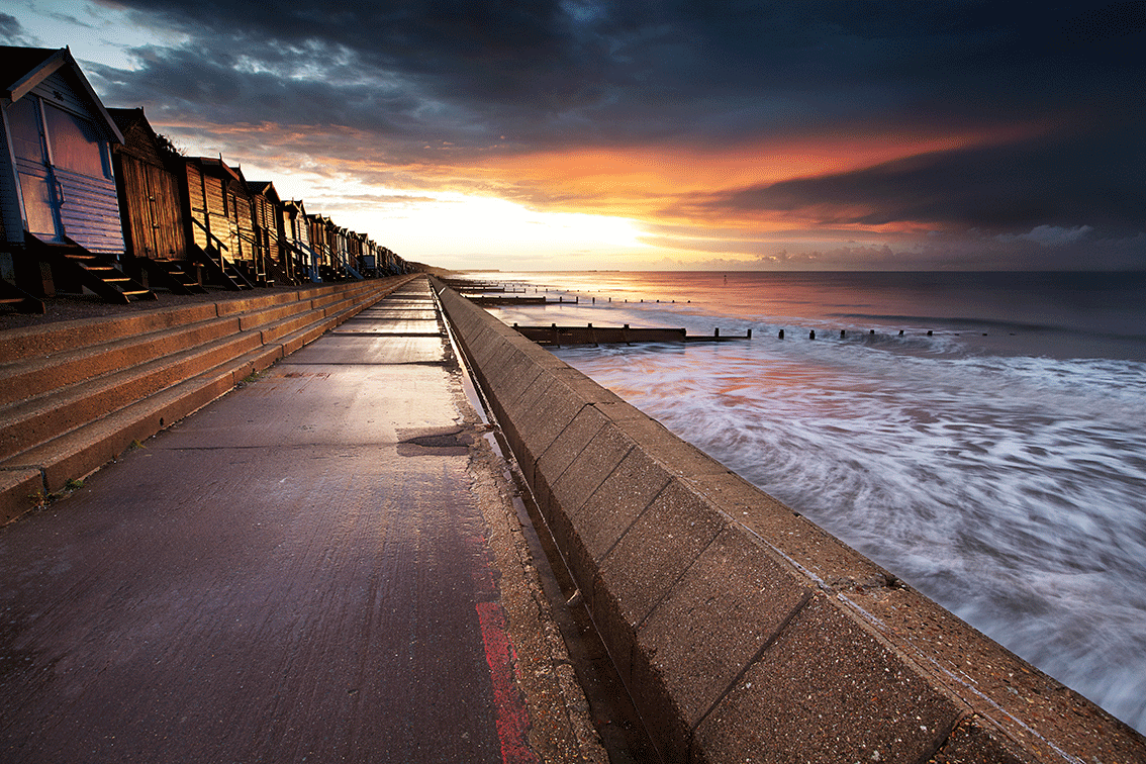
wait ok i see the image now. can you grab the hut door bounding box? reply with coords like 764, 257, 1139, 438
121, 157, 179, 261
147, 163, 184, 260
7, 96, 65, 241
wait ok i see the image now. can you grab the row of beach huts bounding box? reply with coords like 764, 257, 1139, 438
0, 46, 414, 313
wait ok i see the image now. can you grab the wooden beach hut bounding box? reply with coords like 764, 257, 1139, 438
282, 199, 319, 282
316, 216, 342, 280
1, 46, 154, 304
246, 179, 294, 285
107, 107, 204, 295
358, 235, 378, 276
344, 228, 365, 279
305, 213, 330, 280
216, 160, 262, 285
181, 156, 253, 290
332, 224, 351, 279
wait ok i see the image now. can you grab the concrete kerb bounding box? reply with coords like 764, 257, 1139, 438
431, 278, 1146, 764
0, 468, 42, 525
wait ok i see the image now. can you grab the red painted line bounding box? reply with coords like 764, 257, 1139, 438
476, 601, 539, 764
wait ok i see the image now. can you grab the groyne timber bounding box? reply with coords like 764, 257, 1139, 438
1, 276, 1143, 762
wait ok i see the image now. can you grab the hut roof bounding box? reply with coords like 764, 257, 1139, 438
195, 156, 245, 184
246, 180, 282, 204
0, 45, 124, 143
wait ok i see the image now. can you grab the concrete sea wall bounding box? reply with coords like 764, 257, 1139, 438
435, 279, 1146, 764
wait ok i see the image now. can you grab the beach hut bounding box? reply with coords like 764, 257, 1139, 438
316, 216, 343, 280
181, 156, 253, 289
282, 199, 319, 282
223, 165, 263, 284
1, 46, 154, 303
107, 107, 203, 294
305, 213, 330, 278
246, 179, 293, 285
331, 223, 350, 279
359, 235, 377, 276
344, 229, 365, 279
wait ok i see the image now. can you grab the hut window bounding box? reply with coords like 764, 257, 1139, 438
43, 103, 111, 179
7, 97, 46, 163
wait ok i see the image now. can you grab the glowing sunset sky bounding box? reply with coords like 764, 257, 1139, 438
3, 1, 1143, 271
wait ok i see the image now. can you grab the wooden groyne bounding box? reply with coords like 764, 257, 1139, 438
464, 295, 576, 306
512, 323, 752, 346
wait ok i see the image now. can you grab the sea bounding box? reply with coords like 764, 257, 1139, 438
466, 270, 1146, 735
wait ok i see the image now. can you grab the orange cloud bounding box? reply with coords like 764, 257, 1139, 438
467, 122, 1050, 233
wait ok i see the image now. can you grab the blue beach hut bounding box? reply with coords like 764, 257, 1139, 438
1, 46, 154, 303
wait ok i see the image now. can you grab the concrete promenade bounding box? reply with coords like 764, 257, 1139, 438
0, 278, 605, 763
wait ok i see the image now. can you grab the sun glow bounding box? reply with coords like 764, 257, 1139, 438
309, 190, 650, 270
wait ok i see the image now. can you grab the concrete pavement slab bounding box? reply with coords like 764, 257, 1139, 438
333, 317, 443, 335
285, 334, 447, 365
0, 446, 507, 763
160, 364, 460, 448
354, 308, 439, 320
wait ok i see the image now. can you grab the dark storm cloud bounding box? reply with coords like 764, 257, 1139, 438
702, 124, 1145, 235
90, 1, 1144, 148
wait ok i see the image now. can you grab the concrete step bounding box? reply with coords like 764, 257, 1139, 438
0, 276, 417, 524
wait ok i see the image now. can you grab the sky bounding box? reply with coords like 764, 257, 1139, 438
3, 1, 1144, 271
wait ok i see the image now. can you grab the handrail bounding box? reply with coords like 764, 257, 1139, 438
286, 240, 323, 283
189, 217, 229, 252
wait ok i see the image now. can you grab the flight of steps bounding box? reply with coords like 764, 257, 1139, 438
0, 275, 416, 524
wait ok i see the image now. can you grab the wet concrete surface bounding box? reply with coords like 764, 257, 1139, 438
0, 278, 607, 764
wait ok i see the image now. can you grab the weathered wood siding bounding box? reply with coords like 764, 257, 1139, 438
117, 154, 151, 256
203, 173, 229, 255
148, 162, 184, 260
185, 161, 208, 251
33, 71, 89, 119
231, 189, 253, 263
